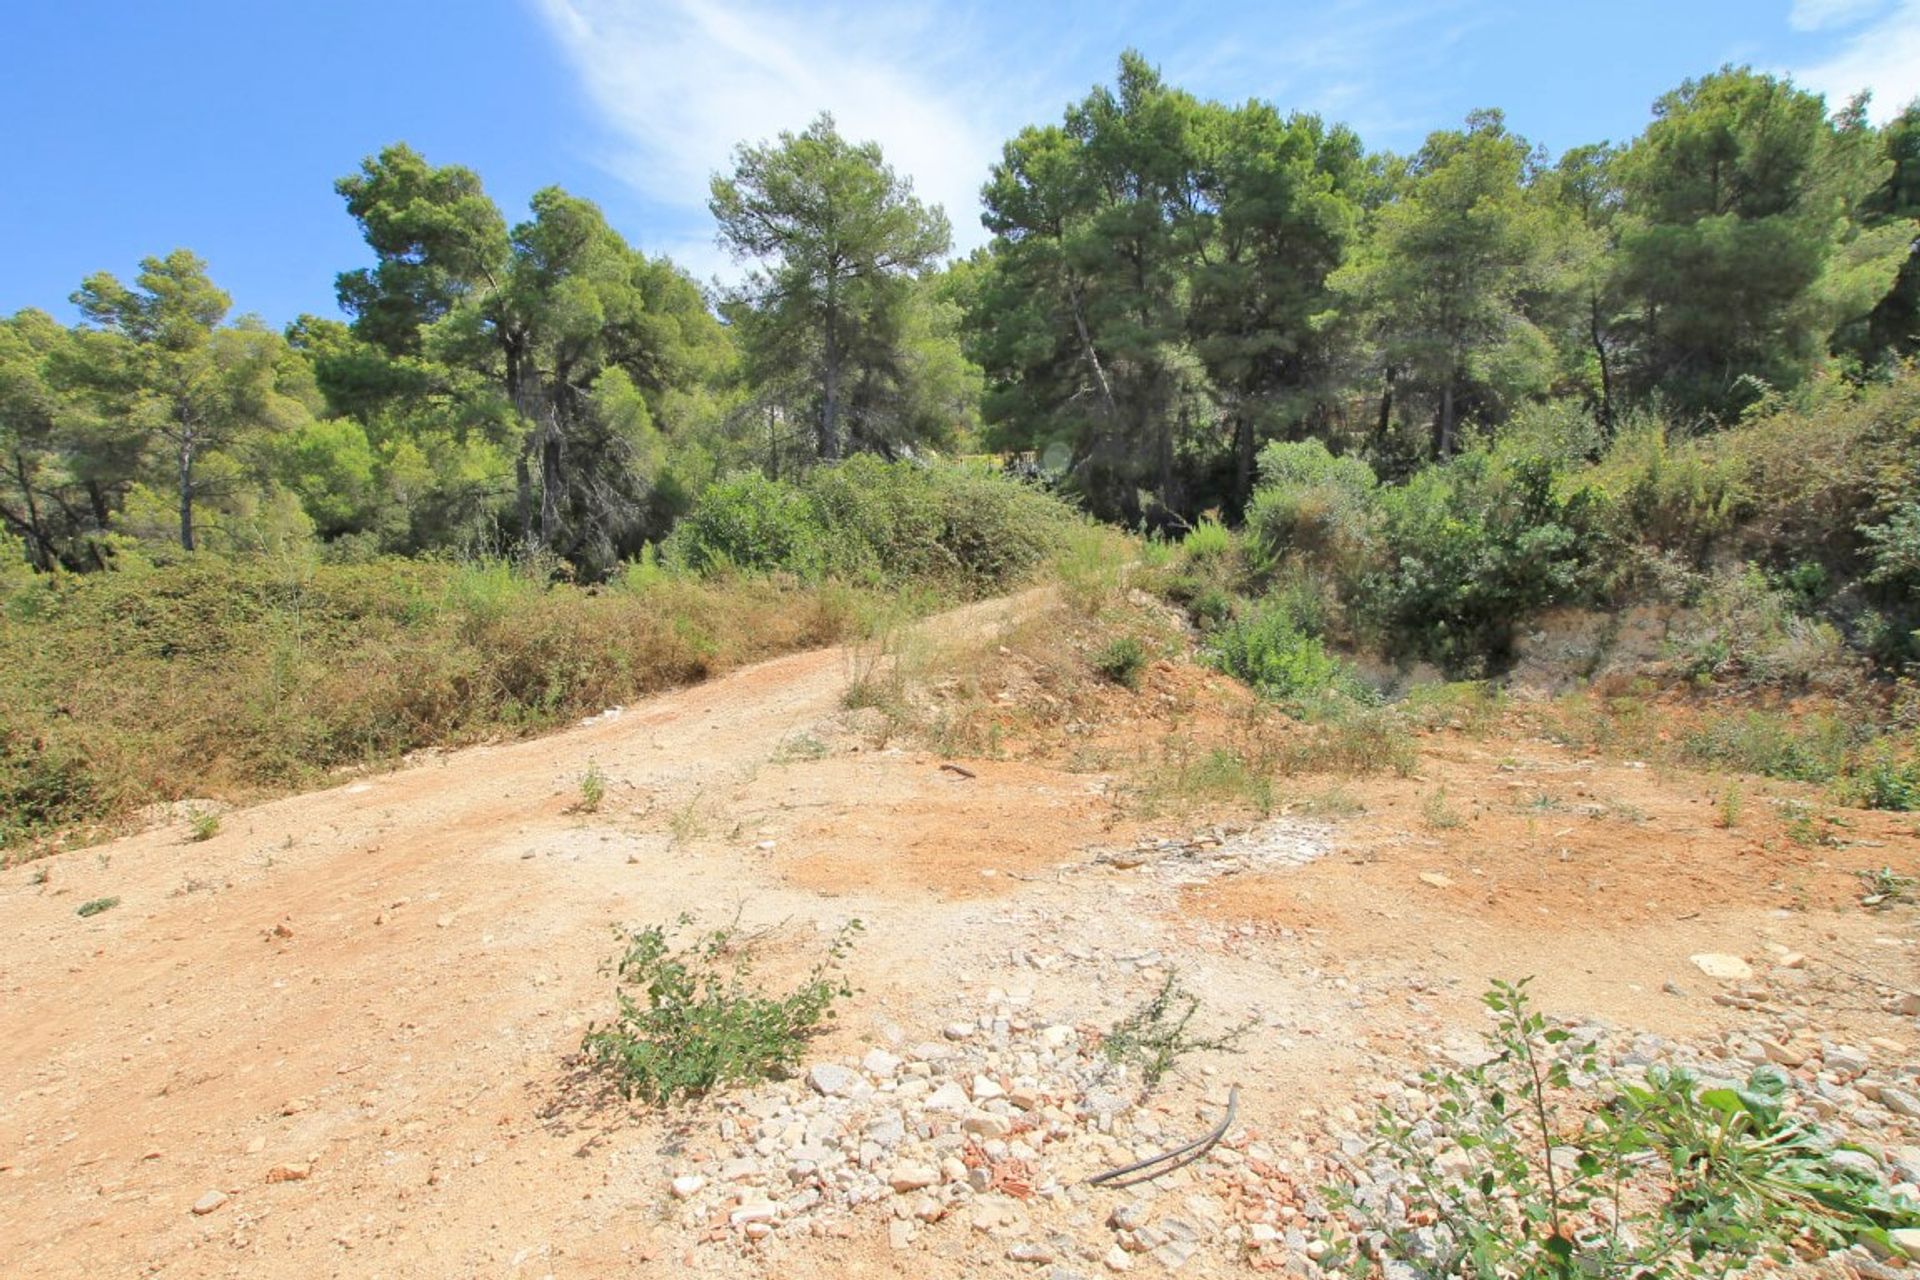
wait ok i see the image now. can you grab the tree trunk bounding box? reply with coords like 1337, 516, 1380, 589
1435, 377, 1457, 460
1231, 411, 1256, 516
10, 452, 53, 571
1067, 280, 1119, 423
515, 445, 535, 548
820, 282, 841, 461
1375, 366, 1396, 448
1590, 293, 1615, 438
85, 478, 112, 529
177, 434, 196, 552
539, 404, 564, 549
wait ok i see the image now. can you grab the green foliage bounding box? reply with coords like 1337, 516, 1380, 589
1337, 978, 1918, 1279
1095, 635, 1148, 690
187, 809, 220, 841
75, 896, 119, 917
665, 471, 826, 578
1244, 440, 1378, 570
581, 916, 860, 1106
1102, 971, 1250, 1088
1357, 453, 1609, 674
665, 460, 1076, 594
1845, 745, 1920, 812
577, 760, 607, 814
1679, 710, 1854, 783
1207, 602, 1368, 713
711, 113, 952, 463
1180, 516, 1233, 563
1671, 567, 1851, 690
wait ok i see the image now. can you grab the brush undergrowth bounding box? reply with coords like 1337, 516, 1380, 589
1335, 978, 1919, 1278
581, 916, 861, 1106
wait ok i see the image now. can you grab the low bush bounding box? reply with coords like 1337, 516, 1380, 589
581, 917, 860, 1106
1337, 978, 1918, 1278
1095, 635, 1149, 690
1102, 971, 1251, 1088
1244, 439, 1379, 573
665, 459, 1079, 595
1206, 602, 1369, 714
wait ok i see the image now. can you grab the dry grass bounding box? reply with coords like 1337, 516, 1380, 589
0, 557, 892, 859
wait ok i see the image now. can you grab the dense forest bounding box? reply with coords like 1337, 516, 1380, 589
3, 54, 1916, 577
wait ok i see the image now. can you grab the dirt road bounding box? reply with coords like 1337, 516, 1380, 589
2, 589, 1914, 1278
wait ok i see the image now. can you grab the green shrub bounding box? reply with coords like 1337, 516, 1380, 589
1336, 978, 1918, 1279
1103, 971, 1250, 1088
1095, 635, 1148, 690
1356, 453, 1611, 675
663, 472, 825, 577
1180, 515, 1233, 563
1244, 440, 1378, 570
664, 460, 1076, 595
1680, 710, 1855, 783
1671, 567, 1852, 690
76, 896, 119, 917
1845, 744, 1920, 811
581, 916, 860, 1106
1207, 603, 1369, 713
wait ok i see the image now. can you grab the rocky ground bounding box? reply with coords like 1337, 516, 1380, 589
2, 590, 1917, 1278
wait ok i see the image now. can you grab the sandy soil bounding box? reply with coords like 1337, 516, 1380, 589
2, 588, 1916, 1279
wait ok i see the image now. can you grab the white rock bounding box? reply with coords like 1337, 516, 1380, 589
944, 1022, 975, 1041
1892, 1228, 1920, 1261
888, 1164, 939, 1193
1689, 953, 1753, 981
670, 1174, 707, 1199
971, 1074, 1007, 1101
808, 1064, 859, 1097
190, 1190, 228, 1215
963, 1112, 1014, 1139
924, 1082, 972, 1114
862, 1048, 903, 1078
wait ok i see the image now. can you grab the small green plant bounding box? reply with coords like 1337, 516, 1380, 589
1778, 798, 1840, 847
1095, 635, 1148, 690
581, 916, 860, 1105
1858, 866, 1918, 910
1847, 749, 1920, 812
1422, 786, 1465, 830
76, 895, 119, 917
1180, 515, 1233, 563
667, 793, 706, 846
1333, 977, 1918, 1279
575, 760, 607, 813
1716, 783, 1743, 829
187, 809, 220, 842
1102, 971, 1251, 1088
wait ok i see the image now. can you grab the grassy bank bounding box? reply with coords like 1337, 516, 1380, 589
0, 461, 1085, 859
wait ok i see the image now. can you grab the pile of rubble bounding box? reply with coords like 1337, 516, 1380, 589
1090, 819, 1332, 883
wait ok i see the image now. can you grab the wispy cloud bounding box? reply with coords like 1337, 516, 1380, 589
530, 0, 1023, 276
526, 0, 1502, 280
1792, 0, 1920, 117
1788, 0, 1886, 31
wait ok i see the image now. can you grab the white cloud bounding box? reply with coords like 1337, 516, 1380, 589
529, 0, 1020, 274
1789, 0, 1885, 31
1793, 0, 1920, 118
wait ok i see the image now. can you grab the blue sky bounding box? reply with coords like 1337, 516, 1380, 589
5, 0, 1918, 327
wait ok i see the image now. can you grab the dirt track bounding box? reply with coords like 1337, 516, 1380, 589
2, 589, 1916, 1278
